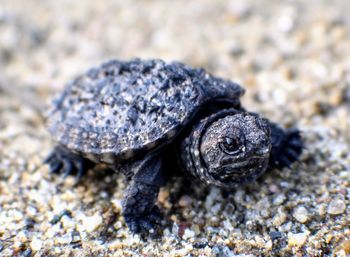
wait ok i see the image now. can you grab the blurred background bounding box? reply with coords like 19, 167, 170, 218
0, 0, 349, 256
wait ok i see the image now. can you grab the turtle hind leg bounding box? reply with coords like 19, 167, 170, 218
268, 124, 303, 169
44, 145, 95, 182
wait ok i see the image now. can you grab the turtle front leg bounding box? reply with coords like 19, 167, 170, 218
44, 145, 95, 181
268, 123, 303, 169
122, 152, 166, 235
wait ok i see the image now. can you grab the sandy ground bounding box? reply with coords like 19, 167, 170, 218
0, 0, 349, 256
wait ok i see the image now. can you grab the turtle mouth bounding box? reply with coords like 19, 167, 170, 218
220, 152, 270, 169
210, 157, 269, 186
210, 156, 267, 177
221, 157, 266, 171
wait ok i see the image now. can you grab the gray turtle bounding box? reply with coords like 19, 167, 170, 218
44, 58, 303, 235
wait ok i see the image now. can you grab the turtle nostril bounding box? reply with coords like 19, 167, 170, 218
256, 148, 270, 157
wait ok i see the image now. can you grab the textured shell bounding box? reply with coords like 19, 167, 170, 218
46, 59, 244, 160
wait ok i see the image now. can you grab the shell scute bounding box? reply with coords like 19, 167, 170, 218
47, 59, 244, 160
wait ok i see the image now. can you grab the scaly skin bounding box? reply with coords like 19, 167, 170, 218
180, 109, 303, 187
120, 152, 166, 235
122, 181, 162, 235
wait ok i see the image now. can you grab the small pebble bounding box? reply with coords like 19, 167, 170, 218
339, 240, 350, 254
183, 228, 195, 239
82, 214, 103, 232
273, 194, 286, 205
178, 195, 193, 207
268, 184, 279, 193
288, 232, 309, 247
212, 244, 234, 257
293, 206, 309, 223
175, 248, 188, 256
30, 237, 43, 252
269, 231, 283, 240
21, 249, 32, 257
193, 240, 208, 249
223, 219, 234, 231
273, 208, 287, 226
111, 199, 122, 212
327, 199, 346, 215
157, 189, 169, 204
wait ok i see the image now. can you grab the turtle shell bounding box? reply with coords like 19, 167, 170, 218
46, 59, 244, 161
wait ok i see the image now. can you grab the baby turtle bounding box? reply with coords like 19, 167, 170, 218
45, 59, 303, 235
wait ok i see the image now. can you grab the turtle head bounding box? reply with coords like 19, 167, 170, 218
185, 111, 272, 188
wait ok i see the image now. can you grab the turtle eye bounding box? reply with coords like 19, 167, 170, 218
220, 136, 242, 155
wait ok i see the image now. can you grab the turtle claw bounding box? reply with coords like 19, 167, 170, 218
124, 207, 162, 236
44, 146, 93, 181
49, 161, 62, 174
271, 128, 303, 169
44, 152, 55, 164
